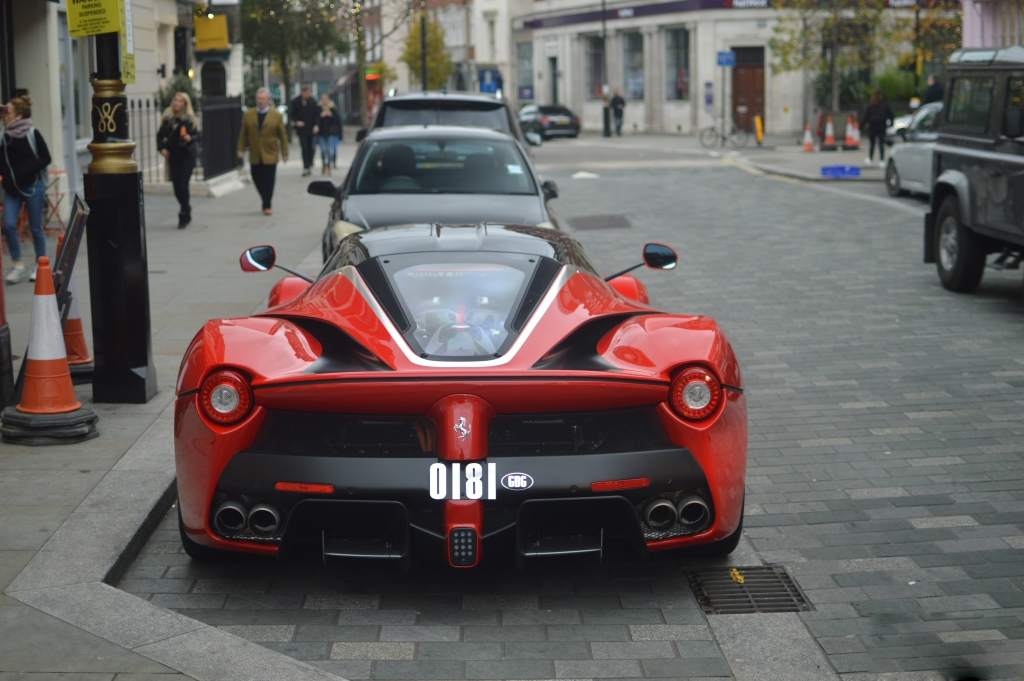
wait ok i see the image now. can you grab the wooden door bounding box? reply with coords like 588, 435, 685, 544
731, 47, 764, 131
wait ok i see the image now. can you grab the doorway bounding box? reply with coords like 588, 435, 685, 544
549, 56, 558, 104
201, 62, 226, 97
731, 47, 764, 132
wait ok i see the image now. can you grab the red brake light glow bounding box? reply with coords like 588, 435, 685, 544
670, 367, 722, 420
591, 478, 651, 492
200, 369, 253, 424
275, 482, 335, 495
539, 116, 551, 124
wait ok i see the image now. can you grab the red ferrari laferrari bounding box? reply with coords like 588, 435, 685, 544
175, 224, 746, 568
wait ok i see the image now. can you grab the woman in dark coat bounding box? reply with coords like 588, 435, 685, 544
860, 88, 894, 167
157, 92, 199, 228
314, 93, 341, 176
1, 94, 51, 284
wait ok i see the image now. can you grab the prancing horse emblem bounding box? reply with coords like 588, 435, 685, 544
454, 417, 470, 441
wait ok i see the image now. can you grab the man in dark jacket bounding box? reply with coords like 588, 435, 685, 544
290, 84, 319, 176
611, 89, 626, 136
923, 75, 944, 105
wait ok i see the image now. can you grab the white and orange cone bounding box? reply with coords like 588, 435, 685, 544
844, 115, 859, 150
63, 270, 94, 385
823, 116, 836, 148
802, 124, 814, 152
852, 119, 861, 148
0, 256, 98, 445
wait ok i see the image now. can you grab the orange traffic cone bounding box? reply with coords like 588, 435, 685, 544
0, 256, 98, 445
852, 119, 861, 148
63, 270, 94, 385
844, 115, 859, 150
822, 116, 837, 149
802, 124, 814, 152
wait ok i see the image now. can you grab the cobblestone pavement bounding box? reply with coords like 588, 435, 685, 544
120, 137, 1024, 681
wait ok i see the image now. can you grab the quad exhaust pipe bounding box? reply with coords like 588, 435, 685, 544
214, 500, 247, 534
248, 504, 281, 536
642, 495, 711, 531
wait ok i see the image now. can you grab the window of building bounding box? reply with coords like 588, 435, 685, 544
622, 33, 643, 100
665, 28, 689, 100
585, 36, 605, 99
488, 19, 496, 62
516, 42, 534, 99
947, 77, 993, 130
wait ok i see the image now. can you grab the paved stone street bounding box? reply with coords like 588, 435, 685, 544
119, 135, 1024, 681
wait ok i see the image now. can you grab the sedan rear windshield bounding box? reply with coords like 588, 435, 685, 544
350, 138, 537, 196
380, 100, 509, 130
538, 106, 573, 116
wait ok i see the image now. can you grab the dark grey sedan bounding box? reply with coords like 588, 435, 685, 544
310, 126, 559, 261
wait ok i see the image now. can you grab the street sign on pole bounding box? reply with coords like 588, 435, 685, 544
716, 51, 736, 68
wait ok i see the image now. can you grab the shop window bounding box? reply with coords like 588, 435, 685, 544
665, 28, 689, 100
516, 42, 534, 100
622, 33, 643, 100
585, 36, 605, 99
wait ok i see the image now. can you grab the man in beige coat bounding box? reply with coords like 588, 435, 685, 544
237, 87, 289, 215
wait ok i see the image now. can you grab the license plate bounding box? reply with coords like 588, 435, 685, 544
429, 462, 497, 500
552, 116, 569, 124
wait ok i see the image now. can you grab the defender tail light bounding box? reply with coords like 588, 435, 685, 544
669, 367, 722, 420
200, 369, 253, 424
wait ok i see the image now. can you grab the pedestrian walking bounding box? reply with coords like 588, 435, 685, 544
237, 87, 289, 216
611, 89, 626, 136
157, 92, 199, 229
290, 84, 318, 177
860, 88, 894, 167
1, 94, 50, 285
923, 74, 944, 105
314, 93, 341, 176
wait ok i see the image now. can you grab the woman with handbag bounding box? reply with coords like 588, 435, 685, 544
157, 92, 199, 228
1, 94, 51, 285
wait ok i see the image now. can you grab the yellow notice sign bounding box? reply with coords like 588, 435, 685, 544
194, 15, 229, 52
68, 0, 120, 37
119, 0, 135, 84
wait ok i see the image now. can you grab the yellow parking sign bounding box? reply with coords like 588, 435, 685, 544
68, 0, 120, 37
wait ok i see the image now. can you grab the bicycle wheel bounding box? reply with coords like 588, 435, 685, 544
698, 127, 720, 148
728, 127, 749, 148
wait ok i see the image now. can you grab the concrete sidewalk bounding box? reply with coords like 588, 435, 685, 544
1, 151, 353, 679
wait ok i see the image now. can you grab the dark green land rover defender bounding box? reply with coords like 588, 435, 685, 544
924, 46, 1024, 292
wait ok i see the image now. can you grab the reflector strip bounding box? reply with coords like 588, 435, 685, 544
274, 482, 335, 494
590, 477, 650, 492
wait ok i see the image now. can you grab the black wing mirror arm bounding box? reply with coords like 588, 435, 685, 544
276, 264, 315, 283
604, 263, 642, 282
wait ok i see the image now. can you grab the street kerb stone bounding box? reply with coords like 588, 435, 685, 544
709, 612, 841, 681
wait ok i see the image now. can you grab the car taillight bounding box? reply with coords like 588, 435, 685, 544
539, 116, 551, 124
200, 369, 253, 424
572, 117, 579, 124
669, 367, 722, 420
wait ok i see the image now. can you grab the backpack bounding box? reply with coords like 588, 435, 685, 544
25, 127, 49, 182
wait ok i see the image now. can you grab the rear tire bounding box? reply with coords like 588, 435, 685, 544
728, 128, 749, 148
885, 160, 906, 197
179, 505, 225, 560
935, 195, 986, 292
698, 127, 719, 148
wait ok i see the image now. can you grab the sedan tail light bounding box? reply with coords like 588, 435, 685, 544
669, 367, 722, 421
200, 369, 254, 424
572, 117, 579, 124
539, 116, 551, 124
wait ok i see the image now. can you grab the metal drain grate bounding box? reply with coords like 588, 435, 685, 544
567, 214, 632, 230
687, 566, 812, 614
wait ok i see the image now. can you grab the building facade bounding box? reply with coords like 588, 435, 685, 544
511, 0, 806, 135
961, 0, 1024, 47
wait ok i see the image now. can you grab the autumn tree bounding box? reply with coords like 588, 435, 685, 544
885, 0, 961, 93
400, 12, 452, 91
770, 0, 887, 115
240, 0, 348, 106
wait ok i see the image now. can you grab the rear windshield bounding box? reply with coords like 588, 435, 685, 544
538, 106, 572, 116
351, 138, 536, 196
380, 100, 509, 130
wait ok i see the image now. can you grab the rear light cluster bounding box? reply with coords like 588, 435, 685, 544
200, 369, 253, 424
539, 116, 551, 124
669, 367, 722, 420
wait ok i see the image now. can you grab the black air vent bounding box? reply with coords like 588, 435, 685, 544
488, 407, 670, 456
250, 411, 435, 458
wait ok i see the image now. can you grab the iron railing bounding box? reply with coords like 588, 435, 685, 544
200, 95, 243, 179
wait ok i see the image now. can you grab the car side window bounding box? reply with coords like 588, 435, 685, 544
947, 77, 993, 130
1008, 77, 1024, 111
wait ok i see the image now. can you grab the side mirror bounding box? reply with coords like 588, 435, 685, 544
1003, 108, 1024, 139
898, 128, 907, 141
643, 243, 677, 270
240, 245, 275, 272
308, 180, 337, 198
355, 128, 367, 142
525, 131, 543, 147
541, 179, 559, 200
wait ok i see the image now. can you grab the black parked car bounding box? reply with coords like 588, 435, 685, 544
310, 125, 560, 261
518, 105, 580, 140
356, 92, 540, 147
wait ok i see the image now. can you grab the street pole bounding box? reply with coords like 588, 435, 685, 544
721, 63, 726, 147
0, 260, 12, 409
601, 0, 611, 137
421, 8, 428, 91
84, 33, 157, 403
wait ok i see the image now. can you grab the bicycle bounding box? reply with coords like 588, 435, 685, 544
698, 115, 749, 148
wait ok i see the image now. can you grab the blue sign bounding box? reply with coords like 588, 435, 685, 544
517, 85, 534, 101
716, 51, 736, 68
